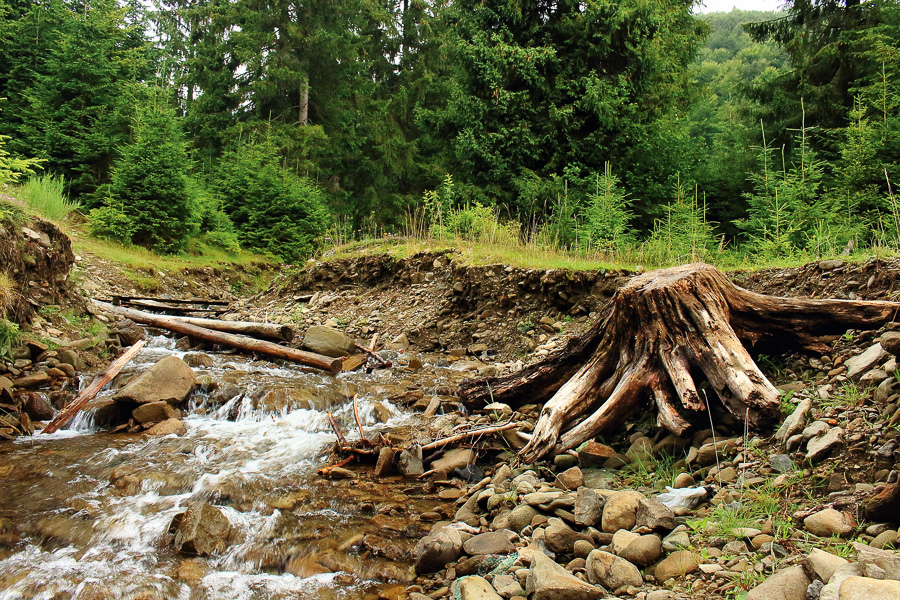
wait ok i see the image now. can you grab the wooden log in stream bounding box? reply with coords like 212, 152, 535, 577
153, 315, 293, 341
43, 340, 146, 434
94, 301, 342, 373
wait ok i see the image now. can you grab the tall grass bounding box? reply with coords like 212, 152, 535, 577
17, 174, 80, 222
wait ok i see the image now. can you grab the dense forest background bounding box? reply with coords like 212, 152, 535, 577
1, 0, 899, 262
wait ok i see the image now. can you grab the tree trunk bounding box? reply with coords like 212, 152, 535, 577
458, 263, 900, 463
96, 301, 341, 373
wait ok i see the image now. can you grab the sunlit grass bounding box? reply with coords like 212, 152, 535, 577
320, 235, 898, 273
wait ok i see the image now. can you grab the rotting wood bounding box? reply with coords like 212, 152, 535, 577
95, 301, 341, 373
354, 342, 392, 369
352, 394, 366, 441
328, 411, 348, 447
421, 421, 518, 451
119, 299, 221, 314
112, 295, 230, 306
150, 315, 294, 342
317, 456, 354, 476
43, 340, 146, 434
457, 262, 900, 463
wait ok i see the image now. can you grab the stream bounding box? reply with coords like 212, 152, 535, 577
0, 335, 467, 599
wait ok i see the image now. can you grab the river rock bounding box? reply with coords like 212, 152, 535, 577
806, 427, 844, 462
527, 549, 604, 600
696, 438, 739, 466
132, 401, 178, 424
804, 508, 853, 537
544, 517, 589, 554
601, 491, 643, 533
398, 446, 424, 476
114, 356, 195, 405
374, 446, 394, 477
414, 525, 464, 574
578, 441, 617, 468
621, 534, 662, 568
301, 325, 355, 358
509, 504, 539, 533
145, 418, 187, 436
174, 502, 233, 555
866, 483, 900, 523
22, 393, 54, 420
492, 573, 525, 598
555, 466, 584, 490
846, 344, 888, 381
673, 473, 695, 488
114, 321, 145, 346
837, 576, 900, 600
57, 349, 84, 370
854, 542, 900, 579
463, 530, 516, 556
14, 371, 51, 389
775, 399, 811, 444
654, 550, 701, 582
805, 548, 850, 584
431, 448, 474, 475
746, 565, 810, 600
575, 487, 604, 527
183, 352, 214, 368
636, 497, 676, 531
458, 575, 502, 600
585, 550, 642, 589
372, 401, 392, 423
881, 332, 900, 357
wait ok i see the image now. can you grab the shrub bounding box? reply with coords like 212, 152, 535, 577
88, 202, 137, 245
109, 95, 195, 253
584, 163, 634, 253
215, 139, 330, 263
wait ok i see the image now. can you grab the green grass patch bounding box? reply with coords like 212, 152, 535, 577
15, 174, 80, 222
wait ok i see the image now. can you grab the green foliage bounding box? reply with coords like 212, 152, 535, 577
0, 108, 43, 187
584, 163, 634, 253
0, 318, 19, 360
215, 138, 331, 263
16, 174, 80, 222
644, 177, 718, 264
110, 94, 196, 253
88, 200, 137, 245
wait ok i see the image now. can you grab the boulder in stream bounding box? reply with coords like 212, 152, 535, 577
114, 356, 195, 405
174, 502, 233, 556
300, 326, 356, 358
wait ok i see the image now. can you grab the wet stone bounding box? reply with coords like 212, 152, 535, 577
174, 502, 233, 556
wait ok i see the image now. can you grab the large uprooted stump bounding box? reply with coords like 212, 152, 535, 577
458, 263, 900, 463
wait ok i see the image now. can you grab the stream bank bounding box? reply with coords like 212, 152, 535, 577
2, 231, 900, 599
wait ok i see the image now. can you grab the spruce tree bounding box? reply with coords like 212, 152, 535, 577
109, 94, 195, 253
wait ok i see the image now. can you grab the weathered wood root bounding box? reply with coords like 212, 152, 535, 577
459, 263, 900, 463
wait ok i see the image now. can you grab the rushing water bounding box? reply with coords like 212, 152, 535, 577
0, 335, 465, 600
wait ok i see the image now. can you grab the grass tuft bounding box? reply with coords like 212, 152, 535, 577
16, 174, 80, 222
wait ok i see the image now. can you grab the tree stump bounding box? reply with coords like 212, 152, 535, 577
458, 263, 900, 463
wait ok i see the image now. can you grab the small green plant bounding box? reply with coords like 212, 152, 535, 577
517, 320, 534, 334
584, 162, 634, 253
38, 305, 61, 317
0, 318, 20, 359
779, 390, 797, 416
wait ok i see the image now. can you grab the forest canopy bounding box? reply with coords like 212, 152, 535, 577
0, 0, 899, 261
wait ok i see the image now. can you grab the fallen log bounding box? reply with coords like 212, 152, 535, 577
112, 294, 230, 306
458, 262, 900, 463
94, 301, 341, 373
43, 340, 146, 434
148, 315, 293, 342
